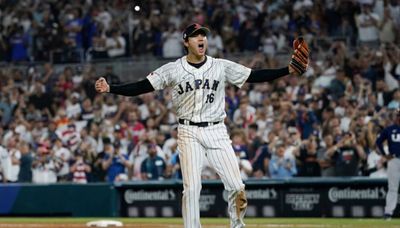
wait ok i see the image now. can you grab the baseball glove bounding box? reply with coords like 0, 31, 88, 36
235, 190, 247, 218
289, 37, 309, 75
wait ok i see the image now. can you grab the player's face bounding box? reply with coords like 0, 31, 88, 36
185, 31, 208, 59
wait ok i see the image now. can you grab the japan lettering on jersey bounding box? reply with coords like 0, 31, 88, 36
147, 56, 251, 122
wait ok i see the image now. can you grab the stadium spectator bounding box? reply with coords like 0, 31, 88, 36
269, 142, 297, 179
379, 7, 397, 44
247, 123, 263, 161
9, 26, 29, 62
329, 132, 367, 176
140, 143, 166, 180
231, 129, 253, 180
102, 139, 131, 182
18, 141, 33, 183
32, 146, 59, 184
317, 134, 336, 177
2, 136, 21, 183
355, 3, 380, 48
90, 22, 108, 59
52, 137, 72, 182
169, 143, 182, 180
162, 25, 183, 58
70, 151, 91, 184
105, 29, 126, 58
207, 30, 224, 58
233, 98, 256, 128
295, 135, 321, 177
251, 143, 271, 179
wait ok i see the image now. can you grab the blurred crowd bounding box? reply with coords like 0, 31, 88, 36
0, 0, 399, 62
0, 0, 400, 183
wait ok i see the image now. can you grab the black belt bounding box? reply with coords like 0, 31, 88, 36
178, 119, 220, 127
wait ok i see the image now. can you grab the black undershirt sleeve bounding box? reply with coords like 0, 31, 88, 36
246, 67, 290, 83
109, 78, 155, 96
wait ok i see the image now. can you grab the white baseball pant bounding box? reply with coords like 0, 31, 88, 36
177, 123, 246, 228
385, 157, 400, 215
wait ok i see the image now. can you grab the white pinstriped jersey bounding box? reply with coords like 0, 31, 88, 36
147, 56, 251, 122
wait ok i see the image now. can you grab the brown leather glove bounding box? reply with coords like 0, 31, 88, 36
289, 37, 310, 75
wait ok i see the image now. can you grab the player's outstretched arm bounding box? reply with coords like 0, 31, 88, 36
95, 77, 155, 97
246, 67, 290, 83
246, 37, 309, 83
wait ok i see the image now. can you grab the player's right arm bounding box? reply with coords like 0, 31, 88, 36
95, 62, 173, 95
95, 77, 155, 96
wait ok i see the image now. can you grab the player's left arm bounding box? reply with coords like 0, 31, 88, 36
246, 67, 290, 83
246, 37, 309, 83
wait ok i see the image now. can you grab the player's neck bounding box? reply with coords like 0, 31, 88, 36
186, 53, 206, 64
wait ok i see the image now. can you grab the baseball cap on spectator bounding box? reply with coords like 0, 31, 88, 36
182, 23, 210, 40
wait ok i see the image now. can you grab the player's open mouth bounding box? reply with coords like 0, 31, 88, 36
198, 44, 204, 51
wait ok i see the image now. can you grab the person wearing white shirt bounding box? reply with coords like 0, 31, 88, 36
53, 138, 72, 181
207, 31, 223, 57
0, 146, 9, 182
162, 127, 178, 161
162, 25, 183, 58
32, 147, 58, 184
66, 92, 82, 119
106, 30, 126, 58
356, 4, 380, 47
1, 137, 21, 182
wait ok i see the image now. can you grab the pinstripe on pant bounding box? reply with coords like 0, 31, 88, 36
178, 123, 245, 228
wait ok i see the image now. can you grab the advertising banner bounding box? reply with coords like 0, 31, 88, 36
116, 179, 394, 218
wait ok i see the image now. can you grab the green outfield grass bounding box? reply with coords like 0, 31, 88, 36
0, 217, 400, 227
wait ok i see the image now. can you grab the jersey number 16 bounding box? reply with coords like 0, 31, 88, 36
206, 93, 215, 103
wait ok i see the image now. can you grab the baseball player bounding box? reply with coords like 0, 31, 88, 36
95, 23, 309, 228
376, 109, 400, 221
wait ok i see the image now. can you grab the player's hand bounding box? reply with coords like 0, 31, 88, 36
289, 37, 309, 76
95, 77, 110, 93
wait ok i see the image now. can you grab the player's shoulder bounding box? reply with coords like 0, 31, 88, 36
383, 124, 400, 133
214, 57, 248, 69
155, 59, 181, 73
213, 57, 233, 64
165, 58, 182, 67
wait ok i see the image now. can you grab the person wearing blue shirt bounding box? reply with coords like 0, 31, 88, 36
9, 26, 29, 62
102, 140, 131, 182
64, 9, 83, 48
376, 109, 400, 220
141, 143, 166, 180
269, 142, 297, 178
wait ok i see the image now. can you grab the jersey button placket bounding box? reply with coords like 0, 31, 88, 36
193, 72, 203, 122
